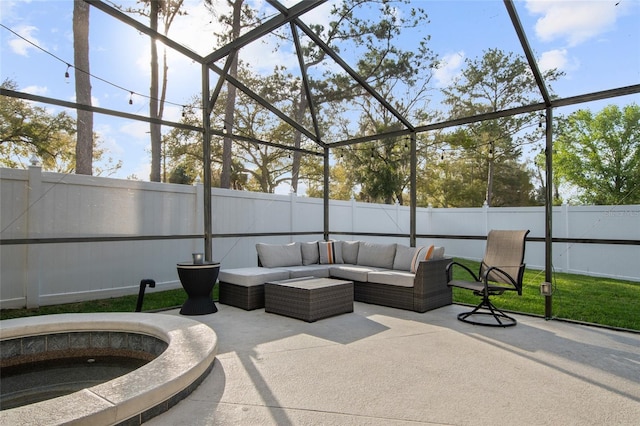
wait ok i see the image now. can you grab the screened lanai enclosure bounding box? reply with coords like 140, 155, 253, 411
1, 1, 639, 318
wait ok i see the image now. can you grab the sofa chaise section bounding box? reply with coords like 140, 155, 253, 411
218, 267, 289, 310
355, 257, 451, 312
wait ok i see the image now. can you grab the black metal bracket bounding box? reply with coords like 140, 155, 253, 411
135, 278, 156, 312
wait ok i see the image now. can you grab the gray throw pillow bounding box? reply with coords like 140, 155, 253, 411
256, 242, 302, 268
430, 246, 445, 260
341, 241, 360, 264
301, 241, 320, 265
357, 242, 396, 269
393, 244, 426, 272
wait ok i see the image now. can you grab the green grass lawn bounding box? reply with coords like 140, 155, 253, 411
2, 261, 638, 331
450, 258, 640, 331
0, 287, 219, 321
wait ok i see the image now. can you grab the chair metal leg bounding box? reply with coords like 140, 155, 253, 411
457, 296, 517, 327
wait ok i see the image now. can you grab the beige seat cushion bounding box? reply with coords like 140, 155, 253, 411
218, 267, 290, 286
367, 270, 415, 287
330, 265, 382, 282
280, 265, 332, 279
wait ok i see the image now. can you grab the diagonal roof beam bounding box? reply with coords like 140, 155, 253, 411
209, 63, 318, 142
290, 22, 324, 146
208, 50, 237, 115
293, 19, 415, 132
203, 0, 328, 65
266, 0, 414, 132
86, 0, 204, 64
89, 0, 319, 144
503, 0, 552, 106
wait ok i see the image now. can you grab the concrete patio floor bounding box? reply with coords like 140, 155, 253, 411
146, 302, 640, 425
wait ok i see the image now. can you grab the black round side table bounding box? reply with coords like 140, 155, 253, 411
176, 262, 220, 315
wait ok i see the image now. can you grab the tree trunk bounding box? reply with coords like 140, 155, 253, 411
73, 0, 93, 175
149, 0, 161, 182
486, 157, 494, 206
220, 0, 243, 188
221, 74, 236, 188
291, 89, 307, 193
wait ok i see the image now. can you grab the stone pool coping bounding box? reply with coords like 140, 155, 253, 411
0, 312, 217, 425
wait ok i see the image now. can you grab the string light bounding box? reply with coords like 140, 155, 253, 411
0, 23, 199, 113
129, 92, 134, 105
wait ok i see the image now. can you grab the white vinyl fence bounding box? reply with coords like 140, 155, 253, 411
1, 166, 638, 309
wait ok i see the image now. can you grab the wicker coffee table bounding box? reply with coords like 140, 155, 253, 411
264, 277, 354, 322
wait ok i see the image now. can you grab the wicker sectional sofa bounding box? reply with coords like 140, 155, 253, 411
218, 240, 452, 313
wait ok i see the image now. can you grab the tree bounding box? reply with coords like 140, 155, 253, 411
423, 124, 537, 208
149, 0, 161, 182
166, 63, 315, 193
305, 158, 353, 200
440, 48, 562, 206
1, 80, 76, 170
163, 93, 247, 189
553, 104, 640, 205
419, 130, 488, 207
120, 0, 186, 181
168, 164, 193, 184
206, 0, 260, 188
339, 128, 411, 205
73, 0, 93, 175
290, 0, 436, 201
1, 80, 121, 174
230, 69, 300, 193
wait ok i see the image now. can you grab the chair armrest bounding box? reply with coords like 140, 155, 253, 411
446, 261, 479, 283
480, 265, 522, 294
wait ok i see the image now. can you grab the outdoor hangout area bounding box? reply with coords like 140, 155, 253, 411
1, 0, 639, 424
126, 303, 640, 425
4, 301, 639, 425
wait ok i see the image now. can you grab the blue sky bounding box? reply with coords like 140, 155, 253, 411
1, 0, 639, 188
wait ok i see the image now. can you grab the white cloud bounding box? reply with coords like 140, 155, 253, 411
22, 85, 48, 96
433, 51, 465, 88
240, 36, 299, 73
297, 1, 332, 29
95, 124, 123, 156
131, 162, 151, 181
526, 0, 620, 46
169, 1, 226, 57
137, 0, 332, 81
163, 104, 183, 123
119, 121, 150, 141
538, 48, 576, 73
7, 25, 41, 56
0, 0, 30, 22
